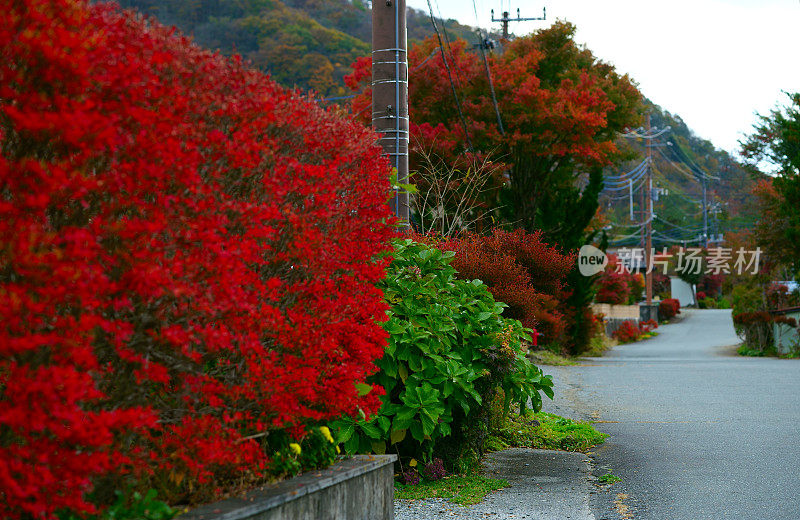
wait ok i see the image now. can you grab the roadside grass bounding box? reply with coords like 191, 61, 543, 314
584, 332, 618, 357
598, 472, 622, 484
395, 412, 607, 505
485, 412, 608, 453
528, 349, 579, 366
394, 474, 508, 505
737, 343, 800, 359
529, 332, 618, 365
737, 344, 772, 357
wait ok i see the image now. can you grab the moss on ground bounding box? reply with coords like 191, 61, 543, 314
394, 474, 508, 505
485, 412, 608, 453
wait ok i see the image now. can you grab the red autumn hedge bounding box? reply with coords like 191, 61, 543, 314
611, 319, 657, 343
0, 1, 393, 518
437, 229, 574, 347
659, 298, 681, 320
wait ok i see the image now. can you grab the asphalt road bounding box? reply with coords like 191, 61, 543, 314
543, 309, 800, 520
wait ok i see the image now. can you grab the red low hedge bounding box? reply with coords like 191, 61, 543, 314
612, 319, 657, 343
659, 298, 681, 320
0, 2, 393, 517
437, 229, 574, 347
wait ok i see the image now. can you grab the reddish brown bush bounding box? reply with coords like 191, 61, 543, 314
659, 298, 681, 320
437, 229, 573, 347
595, 255, 633, 305
611, 321, 641, 343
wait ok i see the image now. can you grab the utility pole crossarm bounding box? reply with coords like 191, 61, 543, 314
491, 6, 546, 40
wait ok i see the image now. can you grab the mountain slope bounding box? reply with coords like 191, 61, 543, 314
113, 0, 485, 97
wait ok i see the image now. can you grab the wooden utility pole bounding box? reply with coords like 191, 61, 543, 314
373, 0, 409, 222
645, 114, 654, 305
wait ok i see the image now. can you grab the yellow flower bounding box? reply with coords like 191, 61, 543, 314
289, 443, 302, 456
336, 445, 341, 454
409, 458, 417, 467
320, 426, 335, 444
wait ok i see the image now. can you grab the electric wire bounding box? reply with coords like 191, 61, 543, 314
619, 127, 671, 140
602, 176, 647, 200
655, 215, 704, 234
667, 138, 720, 180
425, 0, 474, 151
602, 164, 649, 190
654, 147, 712, 184
472, 0, 505, 135
434, 0, 467, 96
603, 157, 650, 182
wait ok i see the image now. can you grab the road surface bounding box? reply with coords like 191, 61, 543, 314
544, 309, 800, 520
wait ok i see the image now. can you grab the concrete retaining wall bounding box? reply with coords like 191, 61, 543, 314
591, 303, 640, 320
182, 455, 397, 520
592, 304, 640, 336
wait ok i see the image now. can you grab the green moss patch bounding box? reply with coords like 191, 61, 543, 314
486, 412, 608, 453
395, 474, 508, 505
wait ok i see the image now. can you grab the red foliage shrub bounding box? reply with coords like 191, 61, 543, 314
732, 312, 775, 351
611, 321, 641, 343
594, 255, 632, 305
640, 319, 659, 334
0, 2, 393, 517
437, 229, 573, 347
774, 316, 798, 328
659, 299, 681, 321
696, 291, 707, 302
697, 273, 724, 297
767, 283, 800, 309
611, 319, 657, 343
732, 311, 774, 326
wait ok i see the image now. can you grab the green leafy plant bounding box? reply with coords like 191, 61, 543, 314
57, 490, 176, 520
333, 239, 553, 467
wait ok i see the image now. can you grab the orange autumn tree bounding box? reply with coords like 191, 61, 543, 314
348, 21, 642, 241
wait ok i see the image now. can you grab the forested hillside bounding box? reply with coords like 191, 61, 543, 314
113, 0, 485, 97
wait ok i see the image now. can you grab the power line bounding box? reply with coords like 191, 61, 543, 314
434, 0, 468, 95
472, 0, 504, 135
667, 138, 720, 180
654, 147, 708, 183
602, 161, 649, 190
412, 49, 439, 72
603, 176, 647, 199
619, 126, 671, 140
655, 215, 704, 233
425, 0, 474, 151
604, 157, 650, 182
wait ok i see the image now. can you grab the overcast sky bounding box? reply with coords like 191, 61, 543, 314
406, 0, 800, 157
